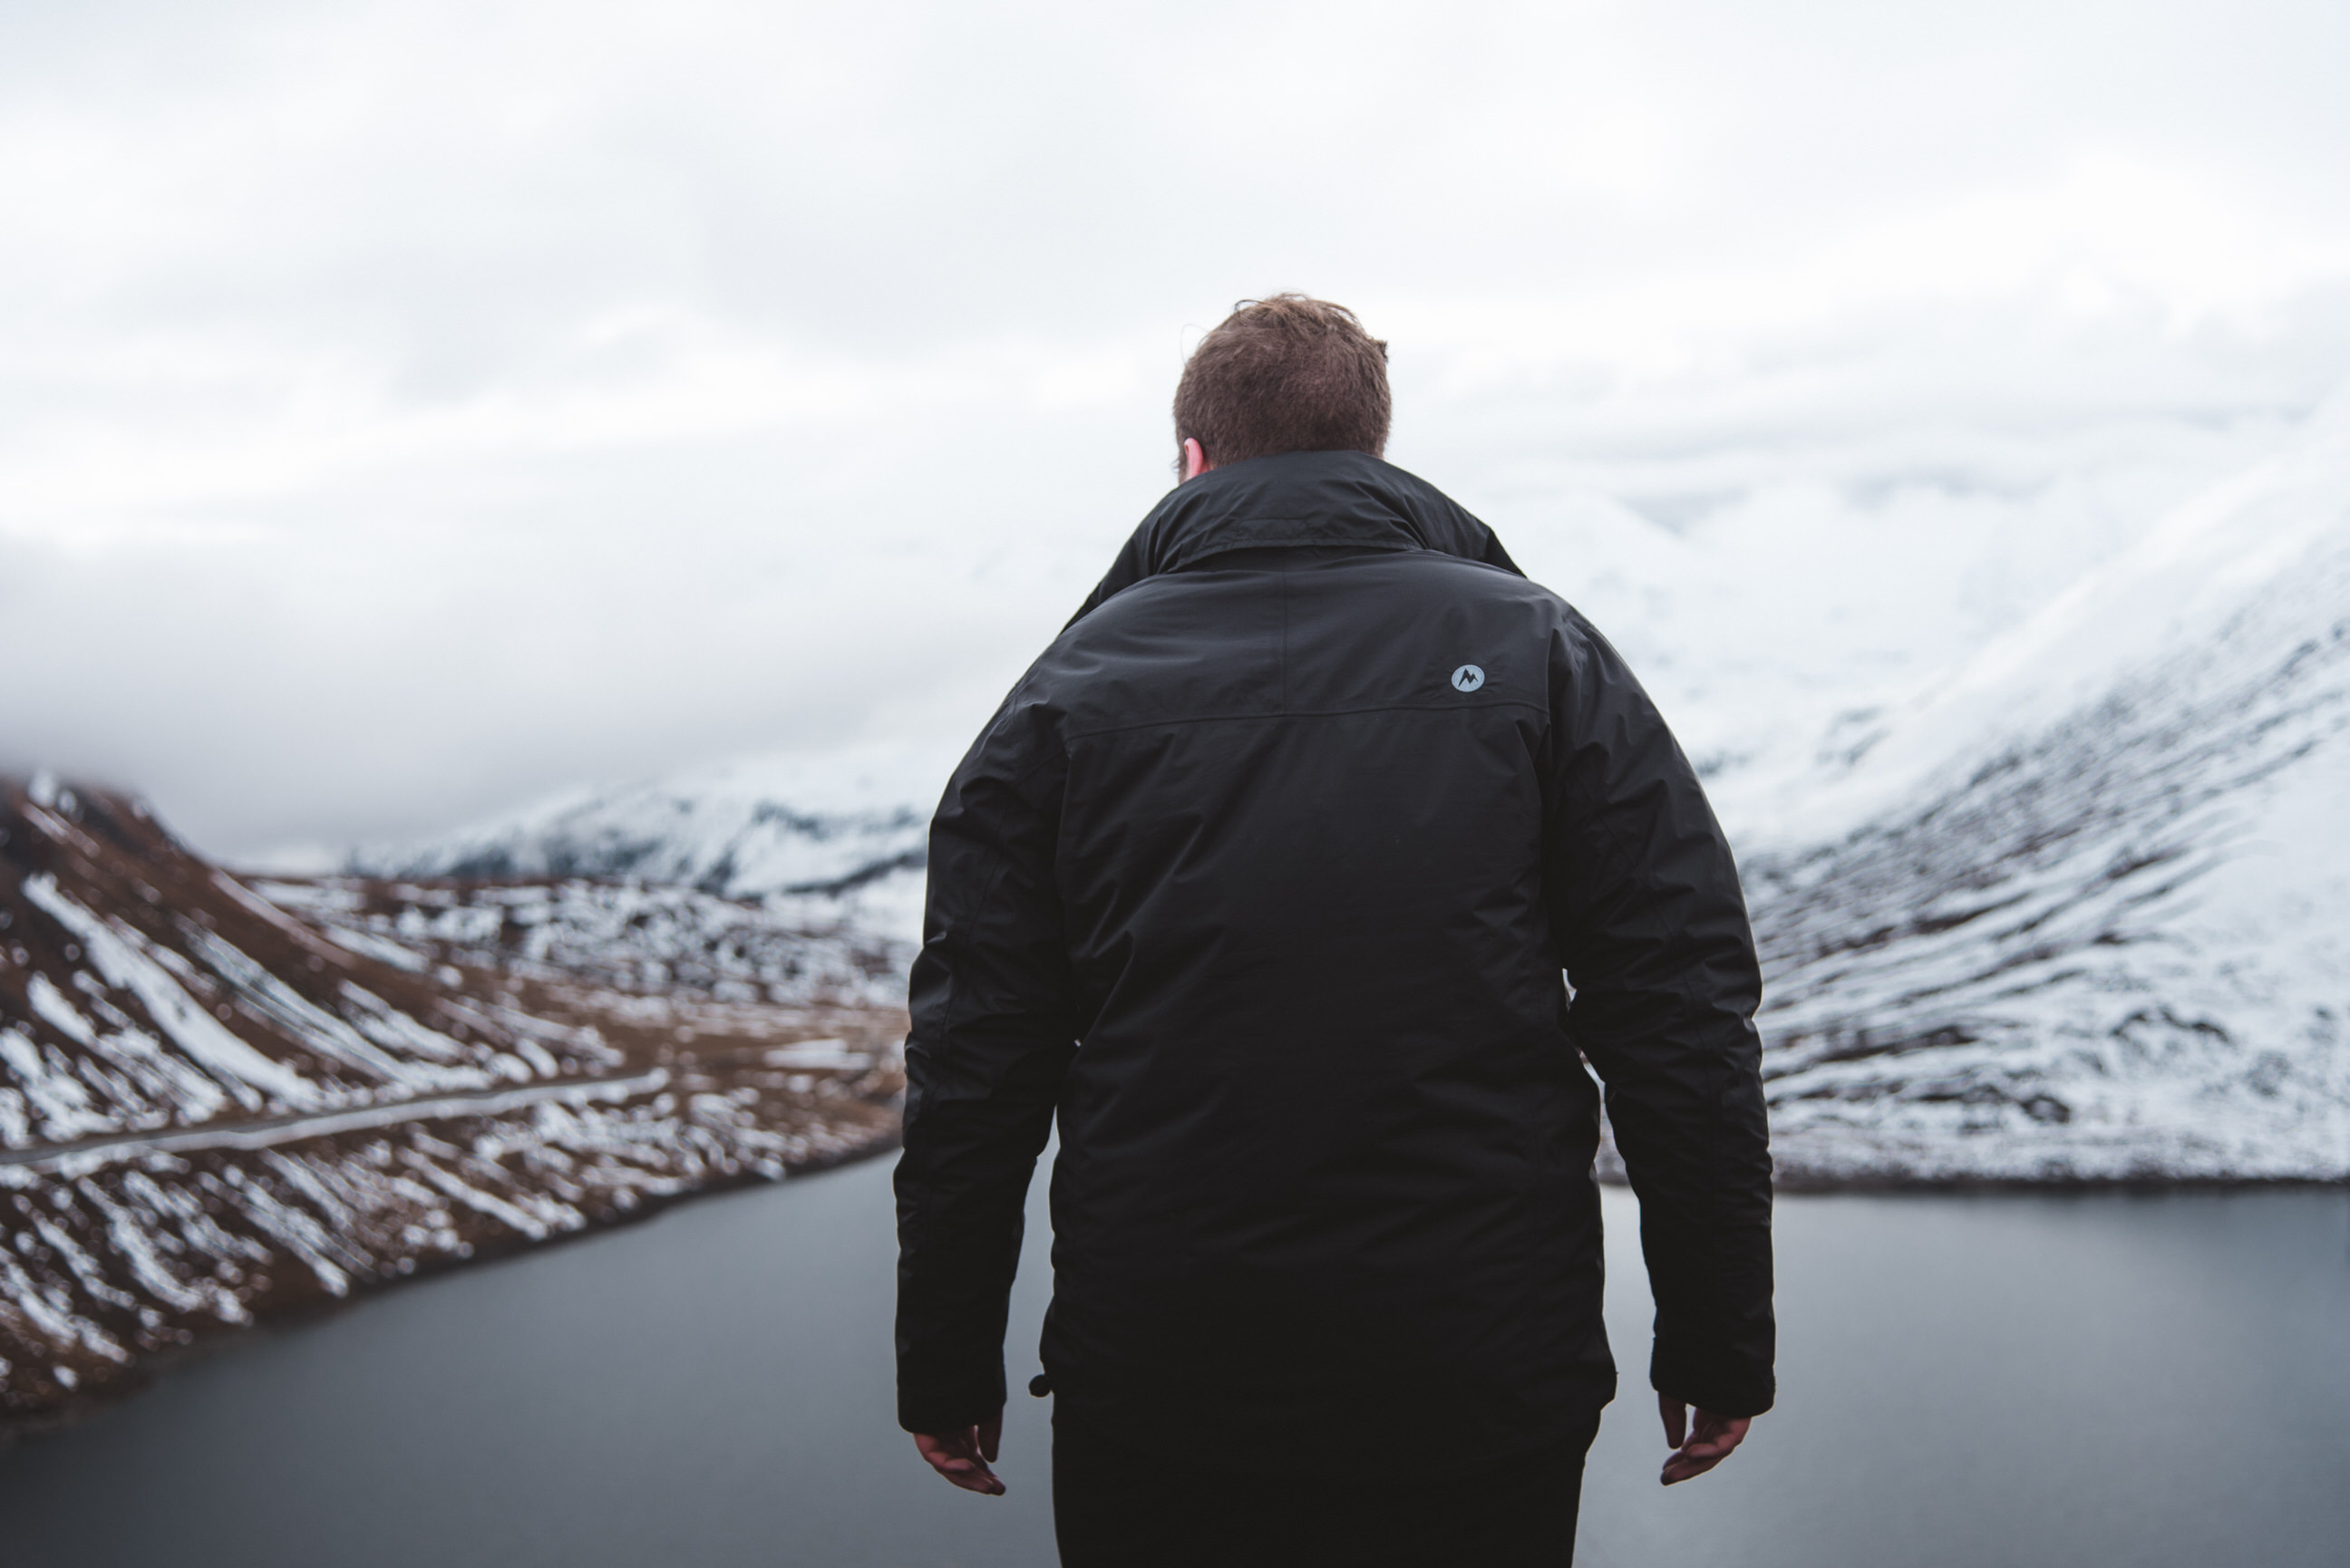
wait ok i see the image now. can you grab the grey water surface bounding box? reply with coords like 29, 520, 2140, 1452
3, 1158, 2345, 1568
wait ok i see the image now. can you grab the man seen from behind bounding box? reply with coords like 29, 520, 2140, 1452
894, 295, 1775, 1566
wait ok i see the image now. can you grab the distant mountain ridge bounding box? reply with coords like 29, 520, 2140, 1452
349, 748, 945, 945
353, 779, 926, 898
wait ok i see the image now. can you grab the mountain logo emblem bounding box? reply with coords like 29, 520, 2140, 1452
1451, 664, 1486, 692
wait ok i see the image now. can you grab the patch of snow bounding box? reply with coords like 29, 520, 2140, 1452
24, 975, 98, 1049
762, 1040, 866, 1070
317, 923, 432, 973
179, 925, 477, 1093
20, 875, 319, 1112
334, 983, 469, 1064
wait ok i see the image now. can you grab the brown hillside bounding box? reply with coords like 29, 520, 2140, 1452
0, 777, 907, 1428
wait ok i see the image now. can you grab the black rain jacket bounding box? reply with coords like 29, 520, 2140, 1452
895, 450, 1772, 1476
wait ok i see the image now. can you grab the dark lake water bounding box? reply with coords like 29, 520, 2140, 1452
4, 1157, 2346, 1567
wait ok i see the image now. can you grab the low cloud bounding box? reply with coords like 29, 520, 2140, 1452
4, 0, 2347, 857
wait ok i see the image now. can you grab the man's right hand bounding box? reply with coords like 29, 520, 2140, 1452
913, 1417, 1006, 1495
1658, 1393, 1752, 1486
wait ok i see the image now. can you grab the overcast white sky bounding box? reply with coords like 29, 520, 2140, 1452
5, 0, 2348, 861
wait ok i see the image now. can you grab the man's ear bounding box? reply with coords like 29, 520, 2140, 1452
1181, 438, 1213, 482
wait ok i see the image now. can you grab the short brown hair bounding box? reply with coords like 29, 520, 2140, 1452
1172, 295, 1391, 469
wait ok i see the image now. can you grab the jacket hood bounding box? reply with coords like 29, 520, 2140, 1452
1066, 449, 1522, 627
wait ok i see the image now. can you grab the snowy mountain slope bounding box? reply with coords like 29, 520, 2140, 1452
0, 776, 907, 1427
2, 773, 581, 1142
348, 746, 947, 944
1747, 416, 2350, 1181
1726, 402, 2350, 849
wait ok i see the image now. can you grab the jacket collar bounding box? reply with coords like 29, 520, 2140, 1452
1066, 450, 1521, 626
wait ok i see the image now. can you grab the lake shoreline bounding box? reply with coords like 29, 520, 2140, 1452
20, 1083, 2345, 1447
7, 1157, 2347, 1567
0, 1121, 904, 1447
1763, 1168, 2350, 1195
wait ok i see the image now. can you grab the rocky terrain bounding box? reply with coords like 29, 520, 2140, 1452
0, 776, 908, 1430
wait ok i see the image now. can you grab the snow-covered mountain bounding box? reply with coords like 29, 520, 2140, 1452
1747, 409, 2350, 1181
349, 747, 943, 944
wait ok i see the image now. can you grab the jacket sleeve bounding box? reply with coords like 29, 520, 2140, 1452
1543, 616, 1776, 1418
894, 699, 1077, 1435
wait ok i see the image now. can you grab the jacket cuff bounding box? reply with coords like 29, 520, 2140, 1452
1650, 1347, 1775, 1419
898, 1368, 1007, 1436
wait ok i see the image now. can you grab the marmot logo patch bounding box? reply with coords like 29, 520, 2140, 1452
1451, 664, 1486, 692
